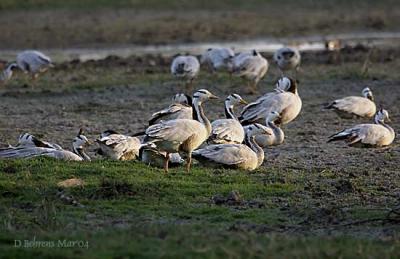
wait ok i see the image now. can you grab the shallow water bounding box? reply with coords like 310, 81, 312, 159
1, 31, 400, 62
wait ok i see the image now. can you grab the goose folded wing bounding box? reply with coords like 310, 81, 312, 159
193, 144, 247, 165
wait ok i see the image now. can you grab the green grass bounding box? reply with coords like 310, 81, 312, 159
0, 158, 399, 258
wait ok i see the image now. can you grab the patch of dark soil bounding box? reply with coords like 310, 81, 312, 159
212, 190, 265, 209
228, 222, 279, 234
90, 178, 137, 200
334, 179, 355, 194
301, 206, 348, 226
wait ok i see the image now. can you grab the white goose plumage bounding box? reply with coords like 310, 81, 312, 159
328, 109, 395, 147
254, 111, 285, 147
0, 130, 91, 161
17, 133, 62, 150
232, 50, 269, 93
325, 87, 376, 118
16, 50, 54, 79
273, 47, 301, 76
209, 94, 248, 144
96, 130, 142, 161
201, 47, 235, 73
171, 55, 200, 90
239, 77, 302, 126
144, 89, 219, 172
193, 123, 272, 170
148, 93, 192, 126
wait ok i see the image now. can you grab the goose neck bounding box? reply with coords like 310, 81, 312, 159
192, 99, 212, 135
224, 103, 237, 120
245, 135, 264, 167
74, 147, 91, 161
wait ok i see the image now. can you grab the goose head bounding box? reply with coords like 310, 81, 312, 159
244, 123, 273, 137
266, 111, 282, 125
225, 93, 247, 107
362, 87, 374, 101
173, 93, 192, 105
73, 129, 91, 150
192, 89, 219, 104
374, 108, 391, 124
275, 77, 298, 94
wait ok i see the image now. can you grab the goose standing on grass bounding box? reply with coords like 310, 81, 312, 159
143, 89, 219, 173
232, 50, 269, 94
325, 87, 376, 118
0, 130, 91, 161
201, 47, 235, 73
254, 111, 285, 147
328, 109, 395, 147
148, 93, 193, 126
0, 63, 18, 85
171, 55, 200, 91
96, 130, 142, 161
193, 123, 272, 170
209, 94, 248, 144
273, 47, 301, 76
16, 50, 54, 80
239, 77, 301, 126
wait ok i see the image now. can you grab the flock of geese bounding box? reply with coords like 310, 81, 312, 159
0, 47, 396, 172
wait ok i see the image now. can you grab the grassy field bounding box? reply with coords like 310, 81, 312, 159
0, 48, 400, 257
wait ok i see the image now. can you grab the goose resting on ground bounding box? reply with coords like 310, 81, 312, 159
193, 123, 272, 170
254, 111, 285, 148
16, 50, 54, 80
143, 89, 219, 173
273, 47, 301, 76
96, 130, 142, 161
17, 133, 62, 150
171, 55, 200, 90
239, 77, 301, 126
328, 109, 395, 147
201, 47, 235, 73
209, 93, 248, 144
139, 144, 185, 168
232, 50, 269, 94
0, 130, 91, 161
325, 87, 376, 118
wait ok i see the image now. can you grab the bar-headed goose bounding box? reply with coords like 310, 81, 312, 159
209, 94, 248, 144
144, 89, 219, 172
201, 47, 235, 73
273, 47, 301, 76
193, 123, 272, 170
171, 55, 200, 90
328, 109, 395, 147
0, 63, 18, 85
254, 111, 285, 147
17, 133, 62, 150
148, 93, 193, 126
325, 87, 376, 118
0, 130, 91, 161
96, 130, 142, 161
16, 50, 54, 80
232, 50, 269, 94
239, 77, 301, 126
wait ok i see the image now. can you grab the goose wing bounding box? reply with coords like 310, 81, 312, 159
149, 103, 192, 125
145, 119, 203, 144
97, 134, 141, 159
210, 119, 244, 144
0, 147, 82, 161
193, 144, 252, 165
328, 96, 376, 117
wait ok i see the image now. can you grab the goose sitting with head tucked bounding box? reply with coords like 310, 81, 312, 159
254, 111, 285, 148
0, 129, 91, 161
208, 93, 248, 144
96, 130, 142, 161
193, 123, 272, 170
232, 50, 269, 94
325, 87, 376, 118
201, 47, 235, 73
239, 77, 302, 126
171, 55, 200, 90
143, 89, 219, 173
273, 47, 301, 77
328, 108, 395, 147
148, 93, 193, 126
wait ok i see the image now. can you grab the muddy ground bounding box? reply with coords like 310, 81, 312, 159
0, 47, 399, 173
